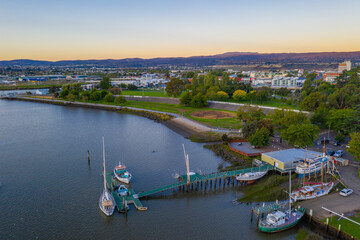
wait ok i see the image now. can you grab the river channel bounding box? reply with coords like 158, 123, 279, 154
0, 100, 302, 239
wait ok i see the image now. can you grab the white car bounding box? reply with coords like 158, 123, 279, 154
339, 188, 353, 197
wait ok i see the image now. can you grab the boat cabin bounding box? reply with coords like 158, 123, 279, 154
300, 186, 314, 195
115, 165, 126, 174
266, 211, 286, 226
102, 200, 113, 209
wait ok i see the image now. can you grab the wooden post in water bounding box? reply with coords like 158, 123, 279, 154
251, 209, 253, 223
223, 177, 226, 187
232, 176, 235, 185
309, 209, 313, 223
87, 150, 90, 164
337, 224, 341, 238
219, 178, 221, 185
214, 178, 217, 189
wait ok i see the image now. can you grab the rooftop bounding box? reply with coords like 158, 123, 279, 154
262, 148, 322, 163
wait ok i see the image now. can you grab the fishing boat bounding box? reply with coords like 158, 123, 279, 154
259, 171, 305, 233
290, 182, 334, 201
295, 157, 327, 177
117, 185, 129, 196
236, 171, 267, 182
99, 137, 116, 216
113, 162, 132, 184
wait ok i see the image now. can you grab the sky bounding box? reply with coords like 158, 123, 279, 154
0, 0, 359, 61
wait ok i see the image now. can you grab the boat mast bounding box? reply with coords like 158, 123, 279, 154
103, 136, 107, 191
321, 137, 325, 188
304, 147, 307, 186
289, 170, 291, 214
182, 144, 190, 185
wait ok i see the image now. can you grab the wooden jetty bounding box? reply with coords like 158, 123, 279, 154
105, 164, 275, 213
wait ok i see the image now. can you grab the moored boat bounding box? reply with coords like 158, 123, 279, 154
117, 185, 129, 196
114, 162, 132, 184
290, 182, 334, 201
295, 157, 327, 177
99, 137, 116, 216
258, 171, 305, 233
236, 171, 267, 181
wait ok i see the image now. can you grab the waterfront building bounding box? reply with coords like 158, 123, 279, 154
338, 60, 351, 72
261, 148, 322, 171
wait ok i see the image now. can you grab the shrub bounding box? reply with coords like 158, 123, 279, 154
216, 91, 229, 101
109, 87, 121, 95
180, 91, 192, 106
90, 91, 101, 101
233, 89, 247, 101
221, 134, 228, 142
103, 93, 114, 102
127, 84, 138, 91
190, 93, 208, 108
115, 96, 126, 104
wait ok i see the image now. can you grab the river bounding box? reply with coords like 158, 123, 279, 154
0, 100, 302, 239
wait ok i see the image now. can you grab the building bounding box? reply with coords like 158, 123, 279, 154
323, 72, 340, 83
338, 60, 351, 72
271, 77, 298, 89
261, 148, 322, 171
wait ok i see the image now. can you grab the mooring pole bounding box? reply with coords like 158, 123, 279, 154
87, 150, 90, 163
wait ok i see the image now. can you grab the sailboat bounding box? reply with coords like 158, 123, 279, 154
290, 140, 334, 202
236, 171, 267, 182
258, 171, 305, 233
295, 148, 327, 177
99, 137, 116, 216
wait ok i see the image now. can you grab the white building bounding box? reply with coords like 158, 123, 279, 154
271, 77, 299, 88
338, 60, 351, 72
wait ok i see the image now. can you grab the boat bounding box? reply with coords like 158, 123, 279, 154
290, 182, 334, 201
291, 142, 334, 202
236, 171, 267, 182
295, 157, 327, 177
259, 171, 305, 233
114, 162, 132, 184
99, 137, 116, 216
117, 185, 129, 196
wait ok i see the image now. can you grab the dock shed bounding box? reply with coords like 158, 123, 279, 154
261, 148, 322, 171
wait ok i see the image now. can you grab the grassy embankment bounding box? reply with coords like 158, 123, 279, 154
325, 214, 360, 239
0, 84, 62, 90
122, 90, 300, 109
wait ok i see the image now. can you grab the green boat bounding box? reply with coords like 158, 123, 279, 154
258, 208, 305, 233
258, 171, 305, 233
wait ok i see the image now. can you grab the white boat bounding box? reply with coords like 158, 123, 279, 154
117, 185, 129, 196
114, 162, 132, 184
236, 171, 267, 181
99, 137, 116, 216
290, 182, 334, 201
295, 157, 327, 177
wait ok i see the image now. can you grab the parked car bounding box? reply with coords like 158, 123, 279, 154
327, 150, 335, 156
339, 188, 353, 197
334, 150, 344, 157
346, 144, 350, 149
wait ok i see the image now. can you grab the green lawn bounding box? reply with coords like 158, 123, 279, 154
122, 90, 170, 97
326, 214, 360, 239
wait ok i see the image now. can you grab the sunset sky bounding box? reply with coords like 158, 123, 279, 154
1, 0, 359, 61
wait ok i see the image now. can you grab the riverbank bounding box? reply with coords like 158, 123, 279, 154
2, 96, 223, 138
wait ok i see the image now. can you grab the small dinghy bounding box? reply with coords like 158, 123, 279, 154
236, 171, 267, 182
117, 185, 129, 196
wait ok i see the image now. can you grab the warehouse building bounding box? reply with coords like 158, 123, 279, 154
261, 148, 323, 171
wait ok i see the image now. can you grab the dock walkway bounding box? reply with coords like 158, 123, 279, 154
105, 164, 276, 212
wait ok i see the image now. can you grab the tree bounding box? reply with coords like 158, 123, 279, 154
257, 119, 275, 136
301, 92, 325, 111
81, 91, 90, 102
115, 95, 126, 104
255, 87, 272, 102
103, 93, 114, 102
109, 87, 121, 95
280, 123, 319, 147
237, 106, 265, 122
180, 91, 192, 106
100, 77, 112, 90
90, 91, 102, 101
233, 89, 247, 101
166, 78, 186, 97
242, 121, 258, 138
190, 93, 208, 108
127, 84, 138, 91
249, 127, 270, 147
348, 132, 360, 161
310, 103, 328, 129
327, 109, 357, 135
216, 91, 229, 101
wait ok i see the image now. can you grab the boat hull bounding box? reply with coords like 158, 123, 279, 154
236, 171, 267, 181
290, 182, 334, 202
99, 190, 116, 216
259, 208, 305, 233
114, 170, 132, 184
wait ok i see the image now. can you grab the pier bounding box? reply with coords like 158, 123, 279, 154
105, 164, 275, 213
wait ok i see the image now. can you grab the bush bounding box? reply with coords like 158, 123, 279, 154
103, 93, 114, 102
221, 134, 228, 142
216, 91, 229, 101
335, 133, 345, 143
90, 91, 101, 101
190, 93, 208, 108
127, 84, 138, 91
233, 89, 247, 101
109, 87, 121, 95
115, 96, 126, 104
180, 91, 192, 106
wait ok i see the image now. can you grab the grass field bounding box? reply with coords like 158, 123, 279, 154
122, 90, 169, 97
326, 214, 360, 239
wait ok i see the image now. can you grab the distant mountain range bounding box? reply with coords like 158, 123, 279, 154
1, 51, 360, 68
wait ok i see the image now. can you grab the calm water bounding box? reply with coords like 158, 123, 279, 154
0, 100, 301, 240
